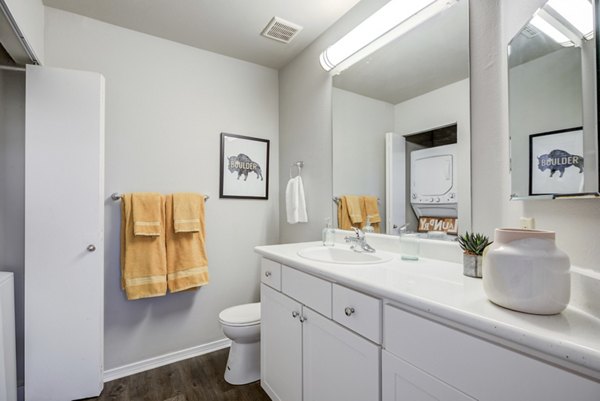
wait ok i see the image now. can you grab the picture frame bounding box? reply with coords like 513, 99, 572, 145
220, 132, 270, 199
529, 127, 584, 196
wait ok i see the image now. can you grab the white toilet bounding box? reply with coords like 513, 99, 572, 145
218, 302, 261, 385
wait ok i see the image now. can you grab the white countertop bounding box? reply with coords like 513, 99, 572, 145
255, 241, 600, 380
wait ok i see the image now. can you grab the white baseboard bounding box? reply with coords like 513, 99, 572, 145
103, 338, 232, 382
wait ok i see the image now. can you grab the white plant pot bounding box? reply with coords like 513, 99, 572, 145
482, 228, 570, 315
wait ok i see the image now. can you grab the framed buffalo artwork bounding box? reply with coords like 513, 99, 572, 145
529, 127, 584, 196
220, 133, 270, 199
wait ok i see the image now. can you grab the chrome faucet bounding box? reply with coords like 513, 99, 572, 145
344, 227, 376, 253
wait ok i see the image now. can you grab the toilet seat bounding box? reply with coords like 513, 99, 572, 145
219, 302, 260, 327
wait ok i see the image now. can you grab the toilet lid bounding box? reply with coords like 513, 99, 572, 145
219, 302, 260, 326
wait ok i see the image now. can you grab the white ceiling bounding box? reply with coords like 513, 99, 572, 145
42, 0, 362, 69
333, 0, 469, 105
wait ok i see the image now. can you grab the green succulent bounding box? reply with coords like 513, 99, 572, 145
457, 232, 492, 256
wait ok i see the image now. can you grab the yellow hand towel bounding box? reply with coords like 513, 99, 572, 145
345, 195, 363, 224
120, 193, 167, 300
166, 194, 209, 293
362, 195, 381, 233
173, 193, 202, 233
131, 193, 163, 236
337, 196, 353, 230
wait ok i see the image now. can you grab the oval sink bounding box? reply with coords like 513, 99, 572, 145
297, 246, 393, 265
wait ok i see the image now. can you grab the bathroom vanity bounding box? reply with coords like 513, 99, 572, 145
256, 240, 600, 401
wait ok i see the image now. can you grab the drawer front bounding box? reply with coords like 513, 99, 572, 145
384, 304, 600, 401
281, 266, 332, 318
333, 284, 381, 344
261, 258, 282, 291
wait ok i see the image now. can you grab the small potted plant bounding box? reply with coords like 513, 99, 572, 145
458, 232, 492, 278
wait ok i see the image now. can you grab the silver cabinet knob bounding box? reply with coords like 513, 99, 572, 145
344, 307, 355, 316
87, 244, 96, 252
299, 316, 307, 323
265, 271, 272, 277
292, 311, 299, 319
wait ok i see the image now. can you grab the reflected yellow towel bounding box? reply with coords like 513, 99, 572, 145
173, 193, 202, 233
361, 195, 381, 233
337, 196, 353, 230
132, 193, 163, 236
345, 195, 363, 224
166, 194, 209, 293
120, 193, 167, 300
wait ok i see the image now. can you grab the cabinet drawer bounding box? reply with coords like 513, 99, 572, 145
261, 258, 281, 291
333, 284, 381, 344
384, 304, 600, 401
281, 266, 332, 318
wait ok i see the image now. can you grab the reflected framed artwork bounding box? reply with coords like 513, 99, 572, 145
220, 132, 270, 199
529, 127, 584, 196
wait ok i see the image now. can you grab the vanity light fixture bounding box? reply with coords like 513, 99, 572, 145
319, 0, 459, 74
546, 0, 593, 39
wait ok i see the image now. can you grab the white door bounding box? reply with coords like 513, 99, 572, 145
24, 65, 105, 400
260, 284, 302, 401
302, 307, 380, 401
385, 132, 405, 234
382, 351, 475, 401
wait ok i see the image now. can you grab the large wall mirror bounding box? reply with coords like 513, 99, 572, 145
331, 0, 470, 237
508, 0, 599, 199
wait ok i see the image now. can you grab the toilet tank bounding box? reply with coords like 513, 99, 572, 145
0, 272, 17, 401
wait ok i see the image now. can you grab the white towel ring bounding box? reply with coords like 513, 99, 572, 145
289, 161, 304, 179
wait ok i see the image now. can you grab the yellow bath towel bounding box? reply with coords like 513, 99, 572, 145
131, 193, 163, 236
166, 193, 209, 293
345, 195, 363, 224
337, 196, 353, 230
361, 195, 381, 233
173, 193, 202, 233
120, 193, 167, 300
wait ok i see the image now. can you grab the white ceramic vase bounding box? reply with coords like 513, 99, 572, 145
482, 228, 570, 315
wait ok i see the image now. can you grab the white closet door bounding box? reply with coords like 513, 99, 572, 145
25, 65, 105, 401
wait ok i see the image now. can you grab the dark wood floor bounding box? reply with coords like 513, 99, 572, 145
89, 348, 271, 401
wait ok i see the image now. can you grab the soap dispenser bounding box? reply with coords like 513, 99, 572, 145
322, 218, 335, 247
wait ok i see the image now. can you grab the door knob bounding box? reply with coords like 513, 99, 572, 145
87, 244, 96, 252
292, 311, 299, 319
344, 307, 355, 316
265, 271, 272, 277
299, 316, 307, 323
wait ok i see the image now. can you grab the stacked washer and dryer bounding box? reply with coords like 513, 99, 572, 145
410, 143, 458, 221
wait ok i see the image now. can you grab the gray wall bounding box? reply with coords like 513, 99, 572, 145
281, 0, 600, 272
332, 87, 394, 231
279, 0, 390, 243
0, 70, 25, 385
44, 8, 279, 370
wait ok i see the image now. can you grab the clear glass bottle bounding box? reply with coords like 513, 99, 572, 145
322, 217, 335, 247
362, 216, 375, 233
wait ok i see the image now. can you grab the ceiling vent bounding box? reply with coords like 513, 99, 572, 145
261, 17, 303, 44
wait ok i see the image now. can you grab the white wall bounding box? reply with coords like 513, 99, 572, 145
2, 0, 45, 63
0, 70, 25, 385
332, 87, 394, 230
44, 7, 279, 370
394, 78, 471, 231
281, 0, 600, 273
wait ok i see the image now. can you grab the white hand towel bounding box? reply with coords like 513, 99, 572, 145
286, 176, 308, 224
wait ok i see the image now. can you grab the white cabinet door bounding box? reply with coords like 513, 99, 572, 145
382, 351, 475, 401
260, 284, 302, 401
25, 65, 105, 401
302, 307, 380, 401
